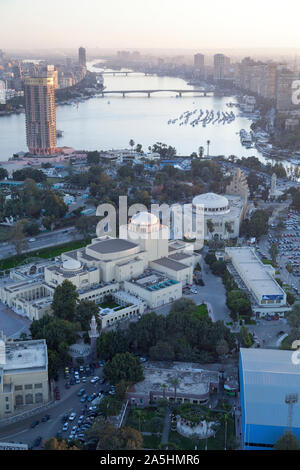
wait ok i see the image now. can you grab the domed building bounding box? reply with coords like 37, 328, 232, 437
2, 211, 201, 325
183, 190, 247, 241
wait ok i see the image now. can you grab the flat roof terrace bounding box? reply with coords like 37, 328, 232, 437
226, 247, 285, 299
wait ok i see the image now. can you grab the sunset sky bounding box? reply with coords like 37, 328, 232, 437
2, 0, 300, 51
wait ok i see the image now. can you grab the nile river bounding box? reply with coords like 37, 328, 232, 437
0, 60, 297, 176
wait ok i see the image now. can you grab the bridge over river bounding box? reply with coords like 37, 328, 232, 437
99, 89, 214, 97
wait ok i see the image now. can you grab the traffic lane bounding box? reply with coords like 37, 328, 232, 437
0, 372, 106, 446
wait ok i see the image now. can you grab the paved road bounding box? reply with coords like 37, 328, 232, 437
0, 227, 82, 260
0, 367, 107, 448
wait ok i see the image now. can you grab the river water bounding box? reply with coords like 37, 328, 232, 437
0, 60, 298, 177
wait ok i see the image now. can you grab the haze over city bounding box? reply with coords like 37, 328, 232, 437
2, 0, 300, 53
2, 0, 300, 456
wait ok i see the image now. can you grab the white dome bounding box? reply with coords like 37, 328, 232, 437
130, 211, 159, 226
192, 193, 230, 214
62, 259, 81, 271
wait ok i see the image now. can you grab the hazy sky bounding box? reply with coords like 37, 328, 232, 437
2, 0, 300, 50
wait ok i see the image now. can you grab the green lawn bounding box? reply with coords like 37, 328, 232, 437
99, 301, 121, 310
0, 238, 88, 271
196, 304, 208, 318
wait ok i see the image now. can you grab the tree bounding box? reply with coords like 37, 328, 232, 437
224, 221, 234, 237
198, 146, 204, 158
241, 210, 269, 240
86, 151, 100, 165
239, 326, 254, 348
172, 378, 179, 402
216, 339, 229, 358
274, 431, 300, 450
51, 280, 79, 321
0, 167, 8, 180
149, 340, 175, 361
75, 299, 99, 331
129, 139, 135, 149
269, 243, 279, 264
12, 167, 46, 183
94, 422, 143, 450
206, 140, 210, 157
44, 437, 78, 450
11, 219, 28, 256
103, 352, 144, 385
287, 304, 300, 329
206, 219, 215, 239
287, 292, 296, 306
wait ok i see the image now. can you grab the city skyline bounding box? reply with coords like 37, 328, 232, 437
2, 0, 300, 50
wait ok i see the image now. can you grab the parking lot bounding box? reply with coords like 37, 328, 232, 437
0, 361, 114, 449
258, 209, 300, 299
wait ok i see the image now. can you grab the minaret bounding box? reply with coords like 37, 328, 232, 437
88, 315, 99, 360
270, 173, 277, 197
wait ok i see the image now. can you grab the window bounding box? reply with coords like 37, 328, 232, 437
15, 395, 23, 406
34, 383, 42, 389
25, 384, 32, 390
35, 393, 43, 403
25, 394, 33, 404
15, 385, 22, 391
5, 397, 8, 402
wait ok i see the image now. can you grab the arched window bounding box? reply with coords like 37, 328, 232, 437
25, 394, 33, 404
15, 395, 23, 406
35, 393, 43, 403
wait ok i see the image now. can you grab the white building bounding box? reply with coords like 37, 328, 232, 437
0, 212, 201, 328
225, 247, 290, 317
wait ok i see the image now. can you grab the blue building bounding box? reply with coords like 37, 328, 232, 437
239, 348, 300, 449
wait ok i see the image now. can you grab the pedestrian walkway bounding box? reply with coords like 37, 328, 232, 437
161, 407, 171, 446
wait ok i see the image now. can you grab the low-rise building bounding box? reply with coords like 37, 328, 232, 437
225, 246, 290, 317
0, 332, 49, 419
126, 361, 219, 407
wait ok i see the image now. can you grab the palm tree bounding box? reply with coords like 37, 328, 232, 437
224, 221, 234, 238
161, 383, 167, 399
206, 219, 215, 240
129, 139, 135, 150
198, 146, 204, 158
206, 140, 210, 157
172, 378, 179, 403
134, 409, 143, 432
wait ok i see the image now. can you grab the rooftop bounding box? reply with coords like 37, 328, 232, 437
240, 348, 300, 427
88, 237, 138, 254
132, 361, 219, 397
2, 339, 48, 373
151, 256, 189, 272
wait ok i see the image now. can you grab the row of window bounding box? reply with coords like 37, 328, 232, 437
15, 383, 43, 391
15, 393, 43, 405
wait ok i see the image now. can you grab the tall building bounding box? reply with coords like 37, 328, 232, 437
24, 76, 57, 155
276, 68, 299, 111
194, 53, 205, 69
78, 47, 86, 67
213, 53, 227, 80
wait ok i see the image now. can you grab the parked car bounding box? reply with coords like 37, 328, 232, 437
69, 412, 76, 421
31, 420, 39, 428
90, 376, 100, 384
62, 422, 69, 432
41, 414, 50, 422
33, 437, 42, 447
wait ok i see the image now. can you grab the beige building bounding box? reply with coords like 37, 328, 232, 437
0, 212, 201, 328
0, 333, 49, 419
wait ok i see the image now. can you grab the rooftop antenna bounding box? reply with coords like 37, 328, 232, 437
285, 393, 298, 431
